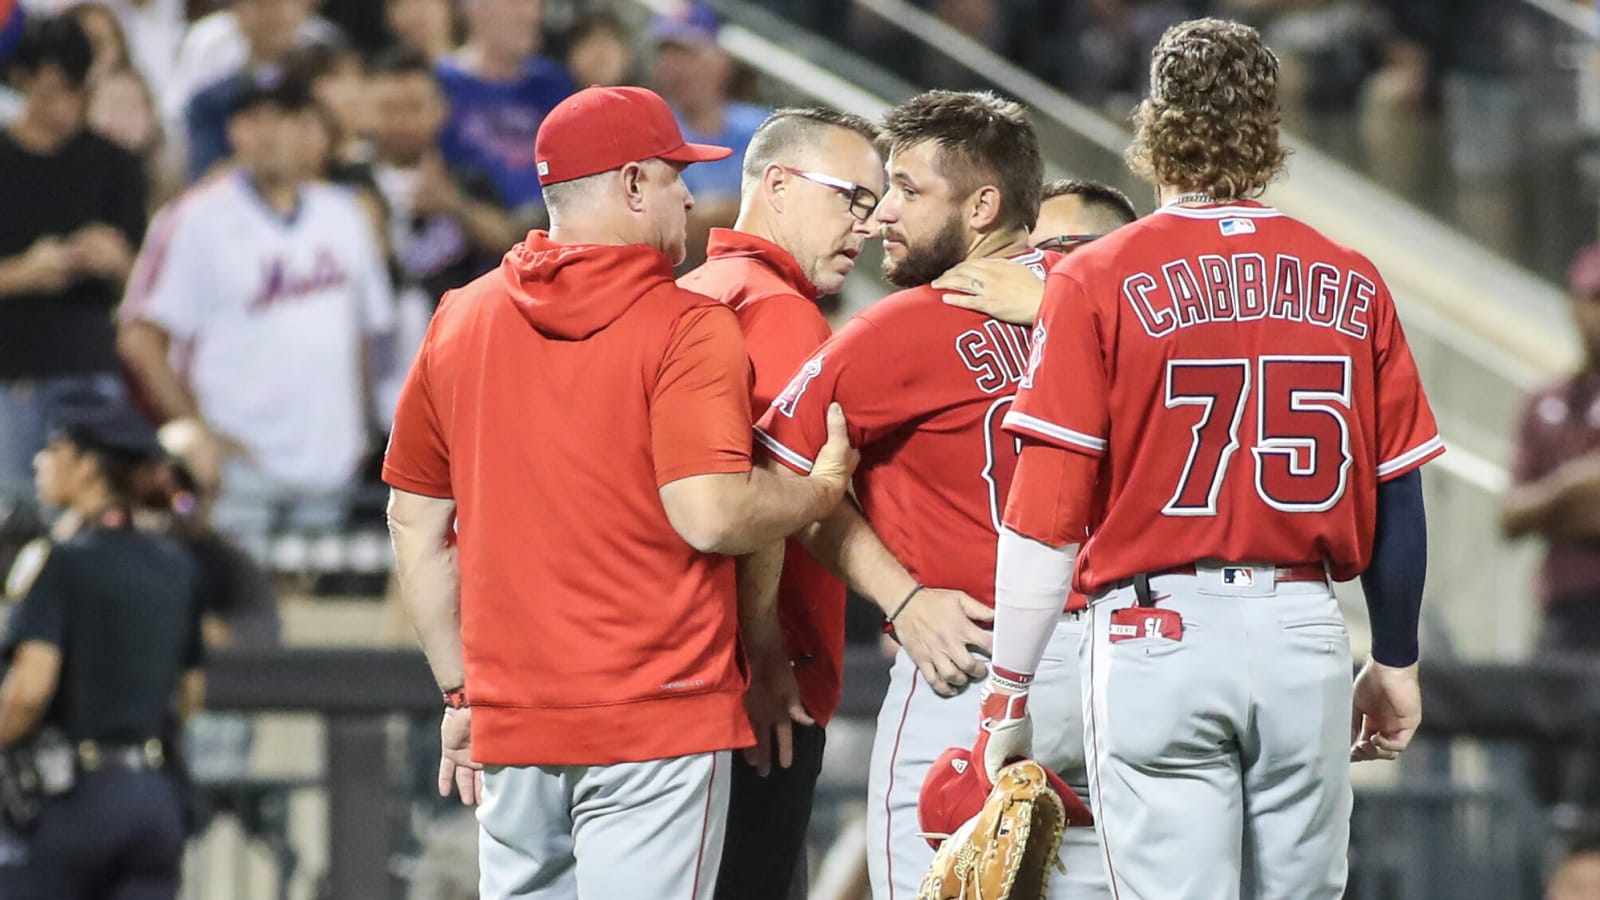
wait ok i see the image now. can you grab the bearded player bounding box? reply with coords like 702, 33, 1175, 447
756, 90, 1110, 900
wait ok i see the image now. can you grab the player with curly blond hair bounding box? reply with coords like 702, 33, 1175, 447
963, 17, 1443, 899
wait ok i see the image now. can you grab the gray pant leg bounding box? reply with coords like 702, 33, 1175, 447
868, 650, 975, 900
1083, 591, 1247, 900
1031, 616, 1111, 897
870, 620, 1110, 900
478, 765, 577, 900
571, 752, 731, 900
477, 752, 730, 900
1239, 587, 1353, 900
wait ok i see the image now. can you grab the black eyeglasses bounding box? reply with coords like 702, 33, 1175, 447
1036, 234, 1102, 253
782, 167, 880, 223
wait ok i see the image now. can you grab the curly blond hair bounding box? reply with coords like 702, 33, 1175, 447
1126, 18, 1287, 200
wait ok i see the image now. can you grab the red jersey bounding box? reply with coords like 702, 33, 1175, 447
1005, 201, 1444, 593
756, 249, 1052, 607
383, 233, 755, 767
679, 228, 848, 725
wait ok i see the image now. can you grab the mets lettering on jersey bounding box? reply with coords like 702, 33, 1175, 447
1003, 202, 1444, 593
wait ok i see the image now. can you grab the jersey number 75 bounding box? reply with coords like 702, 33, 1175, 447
1163, 356, 1353, 516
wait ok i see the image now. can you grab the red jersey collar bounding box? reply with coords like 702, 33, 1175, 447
703, 228, 819, 301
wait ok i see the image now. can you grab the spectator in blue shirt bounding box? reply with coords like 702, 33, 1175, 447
435, 0, 573, 222
648, 2, 768, 268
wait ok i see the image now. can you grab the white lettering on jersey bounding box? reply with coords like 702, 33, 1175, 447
1124, 254, 1372, 339
956, 320, 1032, 394
774, 355, 825, 417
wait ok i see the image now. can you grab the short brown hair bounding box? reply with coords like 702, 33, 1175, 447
1127, 18, 1288, 200
742, 107, 881, 190
881, 90, 1043, 232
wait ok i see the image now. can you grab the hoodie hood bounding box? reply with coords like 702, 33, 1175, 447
501, 232, 681, 340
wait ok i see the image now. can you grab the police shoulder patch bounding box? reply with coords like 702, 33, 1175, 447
5, 539, 52, 600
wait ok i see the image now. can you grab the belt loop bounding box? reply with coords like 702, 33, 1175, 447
1133, 572, 1154, 608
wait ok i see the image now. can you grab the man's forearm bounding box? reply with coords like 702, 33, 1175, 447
737, 540, 787, 656
1503, 470, 1600, 540
0, 253, 36, 299
387, 491, 466, 691
801, 497, 917, 615
117, 322, 200, 420
712, 467, 841, 556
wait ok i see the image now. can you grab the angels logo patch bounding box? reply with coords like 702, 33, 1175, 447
1021, 324, 1047, 390
774, 355, 825, 417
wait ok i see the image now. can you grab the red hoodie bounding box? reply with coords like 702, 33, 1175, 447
383, 232, 757, 766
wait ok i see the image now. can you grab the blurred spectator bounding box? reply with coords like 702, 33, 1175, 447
87, 64, 173, 205
436, 0, 573, 222
1064, 0, 1192, 110
1503, 245, 1600, 809
385, 0, 454, 61
64, 1, 126, 74
1373, 0, 1530, 254
563, 9, 634, 87
1502, 246, 1600, 650
167, 0, 340, 178
116, 73, 394, 541
648, 2, 767, 268
285, 40, 372, 174
0, 14, 147, 513
28, 0, 187, 97
368, 48, 516, 421
1549, 838, 1600, 900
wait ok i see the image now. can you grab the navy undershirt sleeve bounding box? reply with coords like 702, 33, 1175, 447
1360, 469, 1428, 667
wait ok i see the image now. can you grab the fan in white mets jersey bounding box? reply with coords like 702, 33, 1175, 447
959, 18, 1443, 900
118, 73, 393, 537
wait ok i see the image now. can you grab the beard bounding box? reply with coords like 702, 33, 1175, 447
882, 213, 968, 288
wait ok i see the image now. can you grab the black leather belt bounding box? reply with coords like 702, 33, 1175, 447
77, 738, 165, 772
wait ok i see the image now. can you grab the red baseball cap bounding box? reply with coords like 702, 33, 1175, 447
534, 85, 731, 187
917, 747, 1095, 849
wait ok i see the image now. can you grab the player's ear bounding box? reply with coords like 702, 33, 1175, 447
620, 162, 648, 213
969, 184, 1003, 232
762, 163, 787, 213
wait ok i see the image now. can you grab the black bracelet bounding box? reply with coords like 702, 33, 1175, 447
888, 584, 926, 623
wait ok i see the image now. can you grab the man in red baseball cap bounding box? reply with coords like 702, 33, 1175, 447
383, 85, 861, 900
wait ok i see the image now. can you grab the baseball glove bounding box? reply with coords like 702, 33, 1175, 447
916, 758, 1067, 900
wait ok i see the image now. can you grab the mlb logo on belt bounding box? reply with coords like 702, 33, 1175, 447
1219, 218, 1256, 236
1221, 566, 1254, 587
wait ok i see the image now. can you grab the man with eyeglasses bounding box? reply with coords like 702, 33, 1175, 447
678, 105, 882, 900
755, 90, 1112, 899
938, 178, 1138, 324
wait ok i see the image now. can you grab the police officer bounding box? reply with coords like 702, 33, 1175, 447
0, 399, 203, 899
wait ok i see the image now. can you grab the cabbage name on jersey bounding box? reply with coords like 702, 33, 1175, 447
1006, 202, 1443, 593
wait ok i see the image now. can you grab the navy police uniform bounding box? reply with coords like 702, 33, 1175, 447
0, 403, 203, 900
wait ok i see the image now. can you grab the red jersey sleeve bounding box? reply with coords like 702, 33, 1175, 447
740, 293, 833, 412
651, 305, 756, 486
382, 326, 452, 498
754, 314, 911, 474
1370, 284, 1445, 481
1004, 273, 1110, 456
